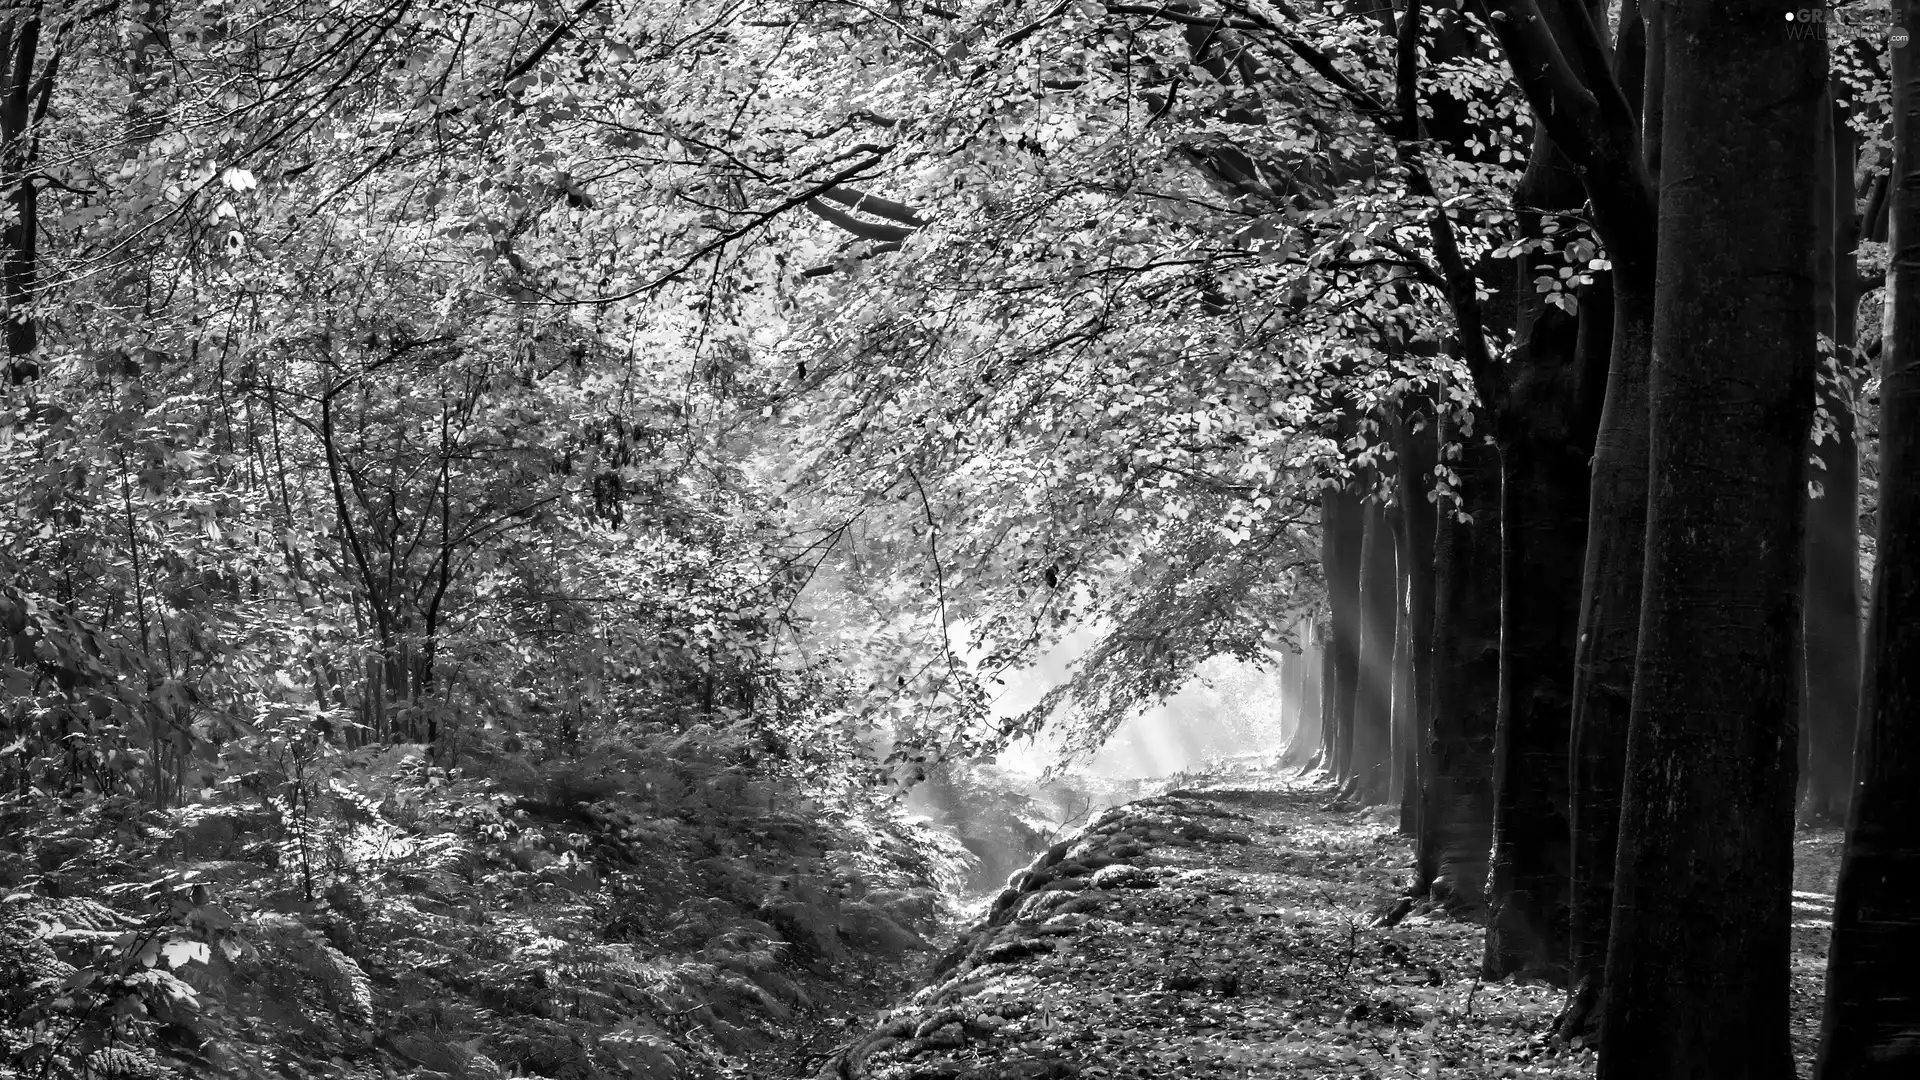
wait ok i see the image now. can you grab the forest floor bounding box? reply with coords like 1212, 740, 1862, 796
1, 755, 1847, 1080
810, 776, 1848, 1080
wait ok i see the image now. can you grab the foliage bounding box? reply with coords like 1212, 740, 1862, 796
0, 723, 957, 1079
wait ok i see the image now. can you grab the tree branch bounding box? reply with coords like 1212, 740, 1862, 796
806, 197, 917, 243
1470, 0, 1657, 280
819, 184, 927, 227
501, 0, 604, 89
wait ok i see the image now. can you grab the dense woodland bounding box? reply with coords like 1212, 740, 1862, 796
1, 0, 1916, 1077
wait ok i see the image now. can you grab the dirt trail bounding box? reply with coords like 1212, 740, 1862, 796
807, 782, 1582, 1080
809, 778, 1843, 1080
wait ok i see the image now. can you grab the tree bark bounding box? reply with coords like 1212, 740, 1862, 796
1323, 479, 1365, 787
1355, 499, 1398, 805
1483, 132, 1595, 982
1813, 4, 1920, 1067
1561, 0, 1664, 1040
1298, 620, 1326, 770
1562, 272, 1654, 1039
1801, 81, 1864, 826
1315, 618, 1335, 776
1279, 629, 1304, 750
1388, 499, 1410, 811
1392, 562, 1417, 829
1422, 411, 1502, 910
1392, 402, 1439, 839
1281, 620, 1323, 767
1, 8, 51, 384
1597, 4, 1823, 1075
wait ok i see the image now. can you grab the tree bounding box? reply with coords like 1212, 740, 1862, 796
1353, 496, 1398, 804
1323, 478, 1365, 790
1598, 4, 1825, 1076
1561, 0, 1660, 1038
1814, 0, 1920, 1069
1462, 0, 1660, 1013
1801, 75, 1871, 826
1388, 397, 1439, 837
1420, 402, 1501, 909
0, 0, 72, 385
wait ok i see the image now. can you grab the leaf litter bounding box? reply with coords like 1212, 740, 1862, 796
812, 776, 1841, 1080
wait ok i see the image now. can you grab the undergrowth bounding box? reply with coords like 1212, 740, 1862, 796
0, 723, 972, 1080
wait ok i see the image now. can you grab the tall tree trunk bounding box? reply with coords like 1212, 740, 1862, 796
1314, 619, 1334, 775
1485, 354, 1595, 985
1, 7, 52, 384
1391, 563, 1416, 828
1482, 92, 1597, 984
1802, 81, 1864, 825
1323, 480, 1365, 786
1298, 621, 1326, 770
1393, 401, 1440, 839
1598, 5, 1823, 1076
1280, 621, 1321, 767
1562, 275, 1654, 1039
1422, 412, 1502, 910
1387, 499, 1409, 810
1355, 499, 1398, 805
1561, 0, 1663, 1041
1279, 631, 1304, 750
1813, 6, 1920, 1068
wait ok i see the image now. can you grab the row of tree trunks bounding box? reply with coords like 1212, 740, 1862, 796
1304, 1, 1910, 1072
1277, 626, 1305, 758
1278, 620, 1324, 768
1319, 417, 1435, 820
1301, 623, 1324, 764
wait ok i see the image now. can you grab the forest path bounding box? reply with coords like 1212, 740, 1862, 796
807, 781, 1587, 1080
808, 778, 1845, 1080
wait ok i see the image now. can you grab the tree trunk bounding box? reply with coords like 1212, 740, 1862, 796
1813, 6, 1920, 1068
1562, 272, 1654, 1040
1, 10, 50, 384
1482, 98, 1597, 985
1485, 424, 1589, 983
1802, 81, 1864, 826
1297, 621, 1326, 771
1562, 0, 1664, 1037
1280, 621, 1322, 768
1391, 566, 1416, 829
1422, 412, 1502, 910
1397, 495, 1413, 807
1323, 480, 1365, 786
1279, 631, 1304, 750
1597, 6, 1823, 1076
1393, 402, 1441, 839
1355, 499, 1398, 805
1315, 620, 1335, 776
